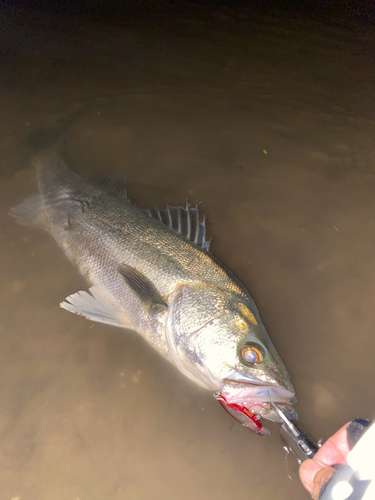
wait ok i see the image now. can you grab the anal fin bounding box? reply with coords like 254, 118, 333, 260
60, 286, 132, 329
9, 194, 46, 227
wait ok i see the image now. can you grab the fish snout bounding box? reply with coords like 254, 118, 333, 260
251, 386, 298, 422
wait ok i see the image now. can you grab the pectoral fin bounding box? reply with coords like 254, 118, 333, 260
60, 286, 132, 329
119, 264, 167, 316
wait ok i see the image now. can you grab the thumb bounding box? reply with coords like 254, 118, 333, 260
299, 459, 336, 499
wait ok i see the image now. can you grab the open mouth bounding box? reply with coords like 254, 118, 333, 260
216, 380, 297, 436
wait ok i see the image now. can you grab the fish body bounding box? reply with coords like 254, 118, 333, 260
12, 145, 296, 434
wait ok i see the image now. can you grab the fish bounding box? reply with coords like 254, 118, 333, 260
11, 142, 297, 435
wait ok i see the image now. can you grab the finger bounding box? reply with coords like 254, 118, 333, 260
311, 466, 336, 500
299, 459, 336, 498
313, 422, 352, 466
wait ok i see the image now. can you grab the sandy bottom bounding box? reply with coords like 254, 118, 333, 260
1, 3, 375, 499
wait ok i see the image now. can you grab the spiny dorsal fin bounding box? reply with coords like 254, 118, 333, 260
143, 203, 211, 252
119, 263, 167, 316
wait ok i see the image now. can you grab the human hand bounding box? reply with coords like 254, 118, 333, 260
299, 418, 371, 499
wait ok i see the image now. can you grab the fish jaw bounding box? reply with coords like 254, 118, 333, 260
217, 379, 297, 434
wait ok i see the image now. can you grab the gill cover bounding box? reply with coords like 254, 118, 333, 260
165, 284, 230, 389
165, 283, 280, 391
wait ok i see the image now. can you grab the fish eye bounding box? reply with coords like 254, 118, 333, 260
240, 344, 263, 365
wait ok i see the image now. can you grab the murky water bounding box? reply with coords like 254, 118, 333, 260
1, 3, 375, 499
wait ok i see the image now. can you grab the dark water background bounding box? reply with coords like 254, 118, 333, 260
1, 2, 375, 499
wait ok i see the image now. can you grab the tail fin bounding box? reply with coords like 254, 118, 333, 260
27, 108, 86, 157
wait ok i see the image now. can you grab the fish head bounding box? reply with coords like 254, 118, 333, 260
167, 284, 296, 433
217, 314, 297, 434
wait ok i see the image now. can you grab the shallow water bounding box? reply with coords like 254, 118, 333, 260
1, 3, 375, 499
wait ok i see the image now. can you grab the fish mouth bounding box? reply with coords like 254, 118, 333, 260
218, 379, 297, 434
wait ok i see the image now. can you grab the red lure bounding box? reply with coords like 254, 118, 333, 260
216, 393, 264, 435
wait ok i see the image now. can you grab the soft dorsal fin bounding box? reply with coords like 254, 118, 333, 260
119, 263, 167, 316
143, 203, 211, 251
90, 176, 127, 199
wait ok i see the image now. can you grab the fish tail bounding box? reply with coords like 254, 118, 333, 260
27, 108, 86, 157
27, 111, 89, 197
